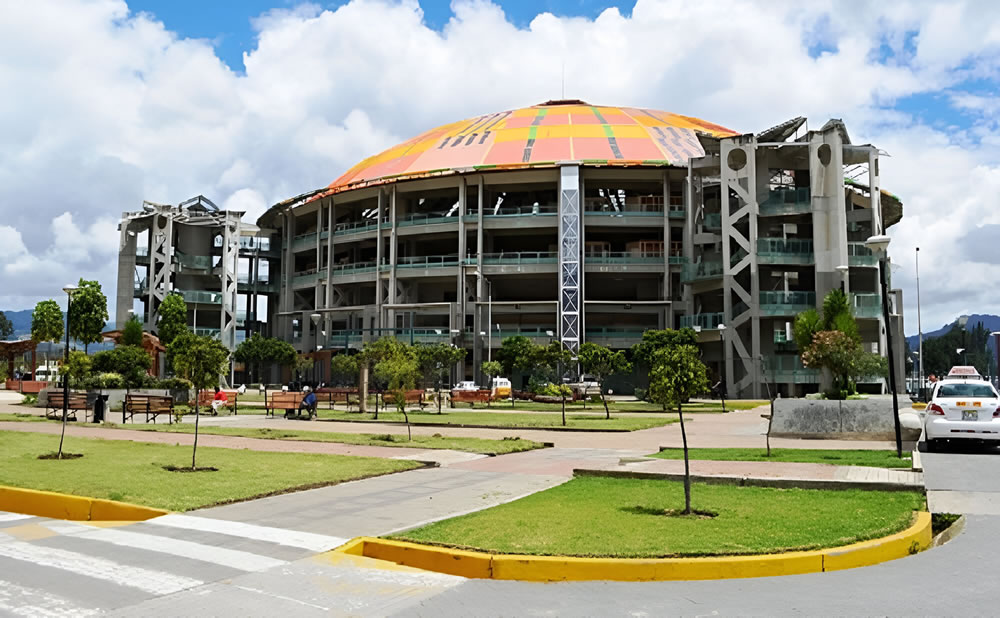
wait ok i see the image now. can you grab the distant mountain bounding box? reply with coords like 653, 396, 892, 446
906, 314, 1000, 350
0, 309, 33, 338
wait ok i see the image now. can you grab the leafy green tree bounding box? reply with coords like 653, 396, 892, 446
802, 331, 887, 398
32, 299, 64, 370
481, 360, 503, 407
0, 310, 13, 340
64, 350, 92, 389
233, 334, 297, 384
122, 314, 144, 347
416, 343, 467, 413
372, 349, 421, 439
169, 333, 230, 469
631, 328, 698, 367
68, 279, 108, 353
578, 343, 632, 419
157, 293, 188, 346
554, 383, 573, 426
329, 353, 359, 387
793, 289, 858, 351
648, 344, 710, 515
360, 337, 412, 418
496, 335, 536, 383
91, 346, 152, 389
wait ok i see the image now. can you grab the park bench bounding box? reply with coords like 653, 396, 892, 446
450, 389, 493, 408
124, 394, 174, 424
382, 389, 427, 409
315, 387, 357, 411
265, 391, 305, 418
196, 389, 240, 415
45, 391, 90, 422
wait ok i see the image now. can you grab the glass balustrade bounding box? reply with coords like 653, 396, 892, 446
759, 291, 816, 315
585, 252, 664, 264
585, 327, 647, 338
331, 261, 378, 275
680, 313, 725, 330
766, 355, 820, 382
759, 187, 810, 216
179, 290, 222, 304
681, 261, 724, 282
395, 213, 459, 227
756, 238, 814, 264
393, 255, 460, 268
174, 251, 212, 271
703, 213, 721, 229
334, 220, 380, 236
486, 204, 557, 217
851, 293, 882, 319
848, 242, 877, 267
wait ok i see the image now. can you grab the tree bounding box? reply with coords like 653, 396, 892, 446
372, 348, 421, 439
329, 353, 359, 387
578, 343, 632, 419
648, 344, 710, 515
631, 328, 698, 368
416, 343, 467, 413
360, 337, 412, 418
554, 383, 573, 426
92, 346, 152, 389
157, 293, 188, 346
0, 310, 13, 340
32, 299, 64, 370
68, 279, 108, 353
122, 314, 144, 347
169, 333, 230, 469
496, 335, 536, 383
64, 350, 92, 388
481, 360, 502, 407
234, 334, 297, 384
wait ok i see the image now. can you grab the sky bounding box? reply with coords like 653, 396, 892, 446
2, 0, 1000, 336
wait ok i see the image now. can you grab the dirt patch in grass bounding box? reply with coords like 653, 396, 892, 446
37, 452, 84, 460
162, 465, 219, 473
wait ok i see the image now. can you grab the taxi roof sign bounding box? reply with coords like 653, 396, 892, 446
948, 366, 982, 378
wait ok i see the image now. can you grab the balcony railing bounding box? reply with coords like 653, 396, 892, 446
331, 261, 378, 275
180, 290, 222, 305
851, 293, 882, 319
767, 355, 820, 383
585, 251, 664, 265
703, 213, 721, 229
585, 327, 647, 339
396, 213, 459, 227
759, 187, 810, 216
393, 255, 461, 269
681, 261, 724, 282
486, 204, 557, 217
292, 232, 318, 251
473, 251, 558, 265
668, 206, 685, 219
759, 291, 816, 315
239, 236, 271, 252
848, 242, 877, 267
193, 327, 221, 338
680, 312, 725, 330
174, 251, 212, 271
756, 238, 814, 264
334, 220, 380, 236
292, 270, 320, 286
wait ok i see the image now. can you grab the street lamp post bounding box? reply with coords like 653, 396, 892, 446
473, 271, 491, 363
916, 247, 924, 401
865, 234, 903, 458
59, 283, 79, 459
717, 324, 728, 413
991, 332, 1000, 388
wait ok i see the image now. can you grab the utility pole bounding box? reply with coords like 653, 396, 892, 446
916, 247, 924, 400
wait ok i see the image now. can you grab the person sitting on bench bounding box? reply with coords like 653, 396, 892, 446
211, 387, 228, 415
296, 386, 318, 419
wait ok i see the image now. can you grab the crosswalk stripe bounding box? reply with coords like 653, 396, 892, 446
0, 513, 34, 523
146, 514, 346, 552
0, 579, 99, 617
46, 525, 287, 572
0, 537, 203, 595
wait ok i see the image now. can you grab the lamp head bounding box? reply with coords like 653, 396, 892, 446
310, 313, 321, 324
62, 283, 79, 295
864, 234, 891, 253
835, 265, 850, 274
717, 323, 727, 331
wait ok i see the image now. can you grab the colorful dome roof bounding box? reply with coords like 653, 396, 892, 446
326, 101, 738, 194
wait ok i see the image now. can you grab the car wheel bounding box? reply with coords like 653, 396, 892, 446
926, 438, 939, 453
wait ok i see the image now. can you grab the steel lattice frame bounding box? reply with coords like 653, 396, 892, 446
558, 165, 582, 353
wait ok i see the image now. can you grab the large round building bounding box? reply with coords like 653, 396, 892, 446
121, 99, 903, 398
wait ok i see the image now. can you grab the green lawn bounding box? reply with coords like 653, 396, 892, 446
317, 410, 677, 431
114, 424, 544, 455
0, 413, 47, 423
394, 476, 924, 558
0, 430, 419, 511
651, 448, 912, 469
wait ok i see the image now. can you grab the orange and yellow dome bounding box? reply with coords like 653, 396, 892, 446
326, 100, 738, 194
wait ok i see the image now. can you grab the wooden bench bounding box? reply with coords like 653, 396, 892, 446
45, 391, 90, 422
316, 387, 357, 411
124, 394, 174, 424
265, 391, 305, 418
382, 389, 426, 409
196, 390, 239, 415
450, 389, 492, 408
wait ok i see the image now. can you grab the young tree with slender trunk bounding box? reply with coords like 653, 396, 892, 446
31, 299, 63, 372
648, 344, 709, 515
169, 332, 230, 469
481, 360, 502, 408
578, 342, 632, 419
374, 352, 421, 440
68, 279, 108, 354
416, 343, 467, 413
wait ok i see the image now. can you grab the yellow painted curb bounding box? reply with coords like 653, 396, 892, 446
912, 402, 927, 410
334, 512, 931, 581
0, 485, 167, 522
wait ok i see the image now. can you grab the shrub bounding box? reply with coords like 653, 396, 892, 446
84, 372, 125, 390
22, 394, 37, 405
156, 377, 194, 391
633, 387, 648, 402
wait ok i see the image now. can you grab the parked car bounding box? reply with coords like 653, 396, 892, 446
565, 374, 601, 399
923, 366, 1000, 451
453, 381, 480, 391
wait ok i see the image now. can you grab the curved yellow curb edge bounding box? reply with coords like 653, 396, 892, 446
333, 512, 932, 581
0, 485, 167, 522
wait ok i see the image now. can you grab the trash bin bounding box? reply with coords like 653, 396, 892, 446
93, 394, 108, 423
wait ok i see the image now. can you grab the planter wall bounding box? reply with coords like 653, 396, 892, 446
771, 398, 920, 441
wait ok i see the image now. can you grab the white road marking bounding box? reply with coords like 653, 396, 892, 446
233, 586, 332, 611
146, 514, 346, 552
0, 579, 99, 617
44, 526, 287, 572
0, 513, 34, 523
0, 537, 203, 595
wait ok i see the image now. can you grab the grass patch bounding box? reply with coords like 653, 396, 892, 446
318, 410, 676, 431
111, 424, 544, 456
449, 400, 764, 414
394, 476, 924, 558
0, 430, 419, 511
0, 413, 48, 422
650, 448, 912, 469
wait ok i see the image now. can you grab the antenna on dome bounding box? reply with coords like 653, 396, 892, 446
561, 60, 565, 99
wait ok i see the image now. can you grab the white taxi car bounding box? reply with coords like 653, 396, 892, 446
924, 366, 1000, 451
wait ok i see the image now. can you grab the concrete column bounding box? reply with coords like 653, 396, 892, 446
116, 216, 139, 329
375, 190, 384, 329
387, 186, 398, 331
810, 130, 848, 305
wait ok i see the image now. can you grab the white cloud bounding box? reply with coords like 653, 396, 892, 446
3, 0, 1000, 333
